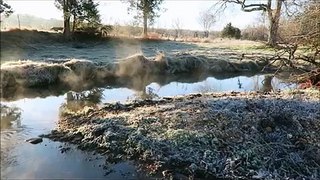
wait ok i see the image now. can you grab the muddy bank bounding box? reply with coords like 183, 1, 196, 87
1, 53, 270, 94
42, 90, 320, 179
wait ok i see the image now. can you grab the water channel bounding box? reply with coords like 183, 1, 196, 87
1, 74, 295, 179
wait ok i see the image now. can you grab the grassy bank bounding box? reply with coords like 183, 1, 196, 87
1, 29, 275, 63
43, 90, 320, 179
0, 54, 271, 97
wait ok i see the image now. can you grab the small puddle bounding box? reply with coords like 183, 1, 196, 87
1, 74, 296, 179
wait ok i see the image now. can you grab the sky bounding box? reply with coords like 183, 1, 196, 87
6, 0, 262, 31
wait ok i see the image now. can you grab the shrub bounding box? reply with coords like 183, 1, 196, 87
242, 25, 268, 41
221, 23, 241, 39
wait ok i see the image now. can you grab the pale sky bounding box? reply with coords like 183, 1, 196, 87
6, 0, 262, 31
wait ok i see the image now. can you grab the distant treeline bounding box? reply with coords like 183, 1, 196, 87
1, 14, 271, 41
0, 14, 220, 38
1, 14, 63, 30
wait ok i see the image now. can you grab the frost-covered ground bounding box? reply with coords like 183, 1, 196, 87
1, 51, 272, 100
1, 32, 271, 64
43, 90, 320, 179
3, 31, 319, 179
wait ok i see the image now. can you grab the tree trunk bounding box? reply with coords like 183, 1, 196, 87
72, 15, 76, 33
63, 16, 71, 37
143, 12, 148, 38
267, 19, 279, 47
63, 0, 71, 38
266, 0, 282, 47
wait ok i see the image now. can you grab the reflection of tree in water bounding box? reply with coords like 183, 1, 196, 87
1, 104, 23, 176
196, 81, 216, 93
237, 77, 242, 89
133, 87, 159, 100
261, 75, 274, 92
0, 104, 22, 130
60, 88, 104, 116
252, 75, 274, 92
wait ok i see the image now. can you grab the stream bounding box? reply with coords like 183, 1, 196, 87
1, 74, 295, 179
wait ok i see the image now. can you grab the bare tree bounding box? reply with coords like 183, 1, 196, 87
215, 0, 303, 47
260, 1, 320, 88
172, 18, 183, 40
198, 9, 216, 38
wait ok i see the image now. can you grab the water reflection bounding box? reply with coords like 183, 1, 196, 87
0, 73, 296, 179
261, 75, 274, 92
251, 75, 281, 92
139, 74, 293, 97
132, 87, 160, 100
1, 96, 144, 179
1, 104, 23, 178
195, 81, 216, 93
1, 72, 261, 102
1, 104, 22, 130
60, 88, 104, 116
237, 78, 243, 89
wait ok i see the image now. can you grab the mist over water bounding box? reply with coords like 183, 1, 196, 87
0, 67, 296, 179
1, 32, 298, 178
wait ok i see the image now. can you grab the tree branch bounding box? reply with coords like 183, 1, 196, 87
241, 3, 268, 12
220, 0, 268, 12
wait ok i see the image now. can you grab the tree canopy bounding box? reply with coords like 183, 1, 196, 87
79, 0, 101, 26
55, 0, 100, 37
0, 0, 13, 17
124, 0, 164, 37
215, 0, 304, 47
221, 23, 241, 39
55, 0, 100, 26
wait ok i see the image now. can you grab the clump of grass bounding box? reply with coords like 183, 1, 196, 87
0, 59, 117, 89
166, 54, 208, 73
1, 60, 69, 87
116, 53, 168, 77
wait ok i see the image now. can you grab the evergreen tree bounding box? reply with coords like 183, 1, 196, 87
221, 23, 241, 39
124, 0, 164, 37
55, 0, 100, 38
0, 0, 13, 17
